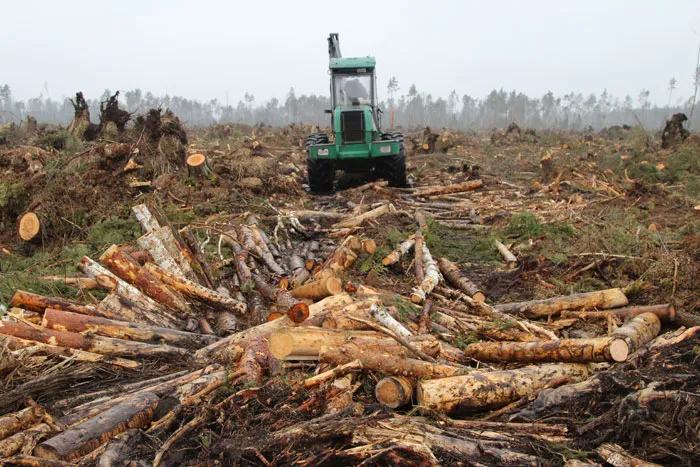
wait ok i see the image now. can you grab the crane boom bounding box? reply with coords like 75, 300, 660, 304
328, 33, 342, 59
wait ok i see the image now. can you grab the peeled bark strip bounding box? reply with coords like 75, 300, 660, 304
132, 204, 160, 233
100, 245, 190, 315
35, 391, 159, 461
375, 376, 415, 409
9, 290, 98, 316
290, 277, 343, 301
495, 240, 518, 268
414, 179, 483, 197
561, 303, 676, 322
80, 256, 182, 328
0, 423, 52, 457
494, 288, 629, 319
0, 406, 45, 441
437, 257, 485, 301
252, 273, 309, 323
333, 203, 397, 229
18, 212, 41, 242
42, 308, 217, 348
411, 243, 441, 304
382, 234, 416, 266
417, 363, 590, 415
0, 320, 188, 359
1, 335, 140, 369
320, 344, 470, 380
144, 262, 246, 314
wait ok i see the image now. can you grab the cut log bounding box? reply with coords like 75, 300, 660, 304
18, 212, 41, 242
0, 348, 19, 376
437, 257, 485, 302
494, 288, 629, 319
369, 303, 413, 337
495, 240, 517, 268
382, 234, 415, 266
0, 334, 140, 369
179, 226, 215, 288
186, 153, 213, 178
417, 363, 590, 415
318, 246, 357, 276
465, 336, 629, 363
0, 320, 188, 359
414, 231, 425, 283
1, 455, 74, 466
136, 229, 185, 277
42, 308, 217, 348
253, 273, 309, 323
320, 344, 470, 379
414, 179, 483, 197
9, 290, 98, 316
562, 303, 676, 322
332, 203, 397, 229
415, 210, 429, 232
34, 391, 159, 461
0, 406, 45, 441
611, 312, 661, 355
304, 360, 362, 388
0, 423, 52, 458
39, 275, 99, 290
596, 443, 662, 467
144, 262, 246, 314
99, 245, 190, 315
96, 292, 175, 328
411, 243, 441, 304
375, 376, 415, 409
79, 256, 182, 328
290, 277, 343, 301
247, 224, 286, 276
131, 204, 160, 233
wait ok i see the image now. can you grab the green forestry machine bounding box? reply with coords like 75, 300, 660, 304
305, 33, 406, 193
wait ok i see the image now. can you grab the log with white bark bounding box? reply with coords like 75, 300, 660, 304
0, 320, 188, 359
34, 391, 159, 461
494, 240, 517, 268
96, 292, 176, 328
9, 290, 98, 316
437, 257, 485, 302
144, 262, 246, 314
42, 308, 217, 348
375, 376, 415, 409
136, 229, 185, 277
132, 204, 160, 233
332, 203, 397, 229
494, 288, 629, 319
382, 234, 416, 266
411, 243, 441, 304
0, 406, 45, 441
417, 363, 591, 415
79, 256, 183, 328
99, 245, 190, 315
290, 277, 343, 301
413, 179, 483, 197
289, 255, 310, 288
369, 303, 413, 337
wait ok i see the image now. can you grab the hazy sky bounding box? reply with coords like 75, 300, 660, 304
2, 0, 699, 106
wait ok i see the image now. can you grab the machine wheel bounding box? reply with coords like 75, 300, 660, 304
306, 133, 334, 193
378, 133, 407, 187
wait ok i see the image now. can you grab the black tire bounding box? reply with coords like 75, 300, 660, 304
378, 133, 407, 187
306, 133, 334, 193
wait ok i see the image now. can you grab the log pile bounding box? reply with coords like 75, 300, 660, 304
0, 200, 697, 466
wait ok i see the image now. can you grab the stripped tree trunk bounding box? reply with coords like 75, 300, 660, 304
494, 288, 629, 319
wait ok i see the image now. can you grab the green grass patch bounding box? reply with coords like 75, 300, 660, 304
358, 247, 390, 275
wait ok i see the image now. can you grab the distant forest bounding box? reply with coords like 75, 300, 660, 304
1, 78, 698, 132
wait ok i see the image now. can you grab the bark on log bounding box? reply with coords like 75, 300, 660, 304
375, 376, 415, 409
437, 257, 485, 301
136, 229, 186, 277
144, 262, 246, 314
318, 246, 357, 277
252, 273, 309, 323
595, 443, 662, 467
413, 179, 483, 197
179, 226, 215, 288
80, 256, 182, 328
100, 245, 190, 315
0, 423, 51, 457
495, 240, 517, 268
612, 312, 661, 355
289, 255, 310, 288
560, 303, 676, 322
194, 294, 355, 363
304, 360, 362, 388
414, 231, 425, 283
39, 275, 99, 290
0, 348, 19, 376
247, 224, 286, 276
34, 392, 159, 461
0, 406, 45, 441
464, 336, 629, 363
494, 288, 629, 319
320, 344, 470, 379
132, 204, 160, 233
0, 334, 140, 369
42, 308, 217, 348
417, 363, 590, 415
96, 293, 176, 328
290, 277, 343, 301
18, 212, 41, 242
369, 303, 414, 337
1, 455, 74, 466
382, 234, 415, 266
332, 203, 397, 229
411, 243, 441, 304
0, 320, 188, 359
9, 290, 98, 316
415, 210, 429, 232
151, 226, 199, 282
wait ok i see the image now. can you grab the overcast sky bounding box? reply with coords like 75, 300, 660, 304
2, 0, 699, 106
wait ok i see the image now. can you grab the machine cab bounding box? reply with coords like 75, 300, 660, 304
329, 57, 380, 143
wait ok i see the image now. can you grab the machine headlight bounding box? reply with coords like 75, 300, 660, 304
317, 148, 329, 156
379, 145, 391, 154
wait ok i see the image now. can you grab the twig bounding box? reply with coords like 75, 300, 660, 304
152, 413, 208, 467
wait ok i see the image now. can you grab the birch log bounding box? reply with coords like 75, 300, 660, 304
382, 234, 416, 266
411, 243, 441, 304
